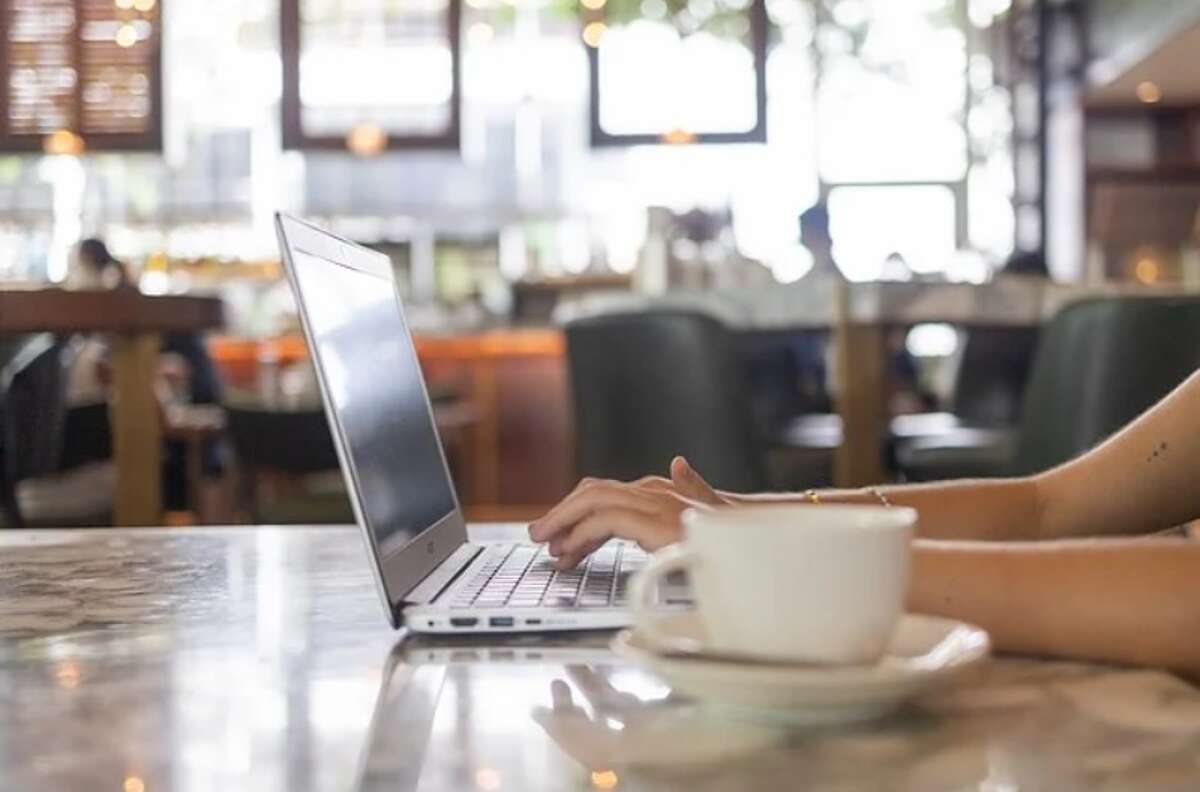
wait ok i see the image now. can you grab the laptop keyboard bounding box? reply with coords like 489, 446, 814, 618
450, 542, 648, 609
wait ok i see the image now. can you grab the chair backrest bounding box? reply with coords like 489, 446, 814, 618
1, 334, 71, 485
1012, 296, 1200, 475
564, 310, 764, 492
952, 326, 1040, 426
224, 405, 340, 475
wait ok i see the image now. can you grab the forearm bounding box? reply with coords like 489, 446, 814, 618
729, 477, 1045, 541
909, 538, 1200, 679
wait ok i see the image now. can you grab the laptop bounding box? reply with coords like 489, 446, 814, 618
275, 213, 645, 633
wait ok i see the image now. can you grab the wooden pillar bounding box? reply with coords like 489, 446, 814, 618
832, 281, 888, 487
110, 333, 162, 526
469, 360, 501, 508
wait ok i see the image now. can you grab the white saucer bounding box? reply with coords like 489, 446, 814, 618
611, 612, 990, 725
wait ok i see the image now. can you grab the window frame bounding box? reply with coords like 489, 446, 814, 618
586, 0, 769, 147
280, 0, 463, 153
0, 0, 164, 154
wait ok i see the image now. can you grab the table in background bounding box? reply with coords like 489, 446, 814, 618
568, 279, 1200, 486
0, 289, 224, 526
209, 329, 573, 520
1, 524, 1198, 791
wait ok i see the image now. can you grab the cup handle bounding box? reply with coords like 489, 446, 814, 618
628, 544, 700, 655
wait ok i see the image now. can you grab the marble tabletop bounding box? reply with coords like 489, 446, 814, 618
2, 525, 1200, 792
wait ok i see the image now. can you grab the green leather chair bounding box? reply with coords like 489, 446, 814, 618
565, 310, 766, 493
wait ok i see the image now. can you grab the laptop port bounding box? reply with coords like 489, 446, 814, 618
488, 617, 515, 628
450, 617, 479, 628
525, 618, 542, 626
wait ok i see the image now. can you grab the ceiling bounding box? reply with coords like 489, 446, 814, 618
1088, 20, 1200, 108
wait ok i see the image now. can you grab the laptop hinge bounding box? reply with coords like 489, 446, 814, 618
401, 543, 482, 606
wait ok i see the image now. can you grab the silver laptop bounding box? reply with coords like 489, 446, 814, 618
276, 213, 643, 633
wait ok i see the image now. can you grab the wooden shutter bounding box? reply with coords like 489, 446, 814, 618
0, 0, 163, 152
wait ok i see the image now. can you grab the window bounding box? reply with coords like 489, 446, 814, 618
0, 0, 163, 152
813, 0, 1014, 275
585, 0, 768, 146
828, 184, 957, 280
280, 0, 463, 152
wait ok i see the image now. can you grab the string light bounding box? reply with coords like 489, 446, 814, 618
1134, 255, 1160, 284
346, 123, 388, 157
1136, 81, 1162, 104
591, 770, 619, 789
115, 23, 138, 48
661, 128, 697, 145
582, 21, 607, 47
43, 129, 85, 156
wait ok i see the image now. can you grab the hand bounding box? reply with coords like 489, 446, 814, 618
528, 456, 726, 569
531, 666, 779, 771
667, 455, 730, 506
532, 667, 688, 769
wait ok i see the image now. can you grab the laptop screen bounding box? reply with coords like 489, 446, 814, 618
289, 246, 457, 557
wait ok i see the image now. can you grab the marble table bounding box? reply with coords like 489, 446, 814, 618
2, 525, 1200, 792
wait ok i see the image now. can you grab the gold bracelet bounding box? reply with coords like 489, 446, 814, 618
869, 487, 893, 508
803, 489, 822, 505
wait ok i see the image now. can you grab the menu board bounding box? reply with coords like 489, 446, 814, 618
4, 0, 77, 137
0, 0, 162, 151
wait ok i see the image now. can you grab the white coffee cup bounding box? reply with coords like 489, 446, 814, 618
629, 504, 916, 665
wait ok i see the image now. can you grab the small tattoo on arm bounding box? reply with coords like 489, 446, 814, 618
1147, 441, 1169, 464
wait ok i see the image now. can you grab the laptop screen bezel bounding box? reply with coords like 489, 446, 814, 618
275, 213, 468, 628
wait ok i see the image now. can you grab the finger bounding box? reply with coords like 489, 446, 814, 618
529, 478, 608, 541
549, 535, 602, 560
551, 679, 574, 711
529, 478, 602, 541
530, 482, 663, 544
553, 537, 606, 570
556, 507, 678, 569
631, 475, 673, 492
670, 456, 723, 506
566, 666, 623, 710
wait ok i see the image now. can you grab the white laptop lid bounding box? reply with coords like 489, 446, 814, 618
275, 213, 468, 627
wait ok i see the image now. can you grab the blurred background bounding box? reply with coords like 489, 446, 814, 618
3, 0, 1200, 530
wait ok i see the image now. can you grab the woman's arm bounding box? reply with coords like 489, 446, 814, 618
1036, 370, 1200, 539
534, 371, 1200, 551
910, 537, 1200, 679
730, 478, 1044, 541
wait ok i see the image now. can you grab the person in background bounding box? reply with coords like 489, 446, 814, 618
788, 203, 839, 412
66, 238, 226, 512
529, 370, 1200, 679
795, 204, 930, 415
1002, 249, 1050, 278
69, 238, 137, 291
798, 202, 840, 281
